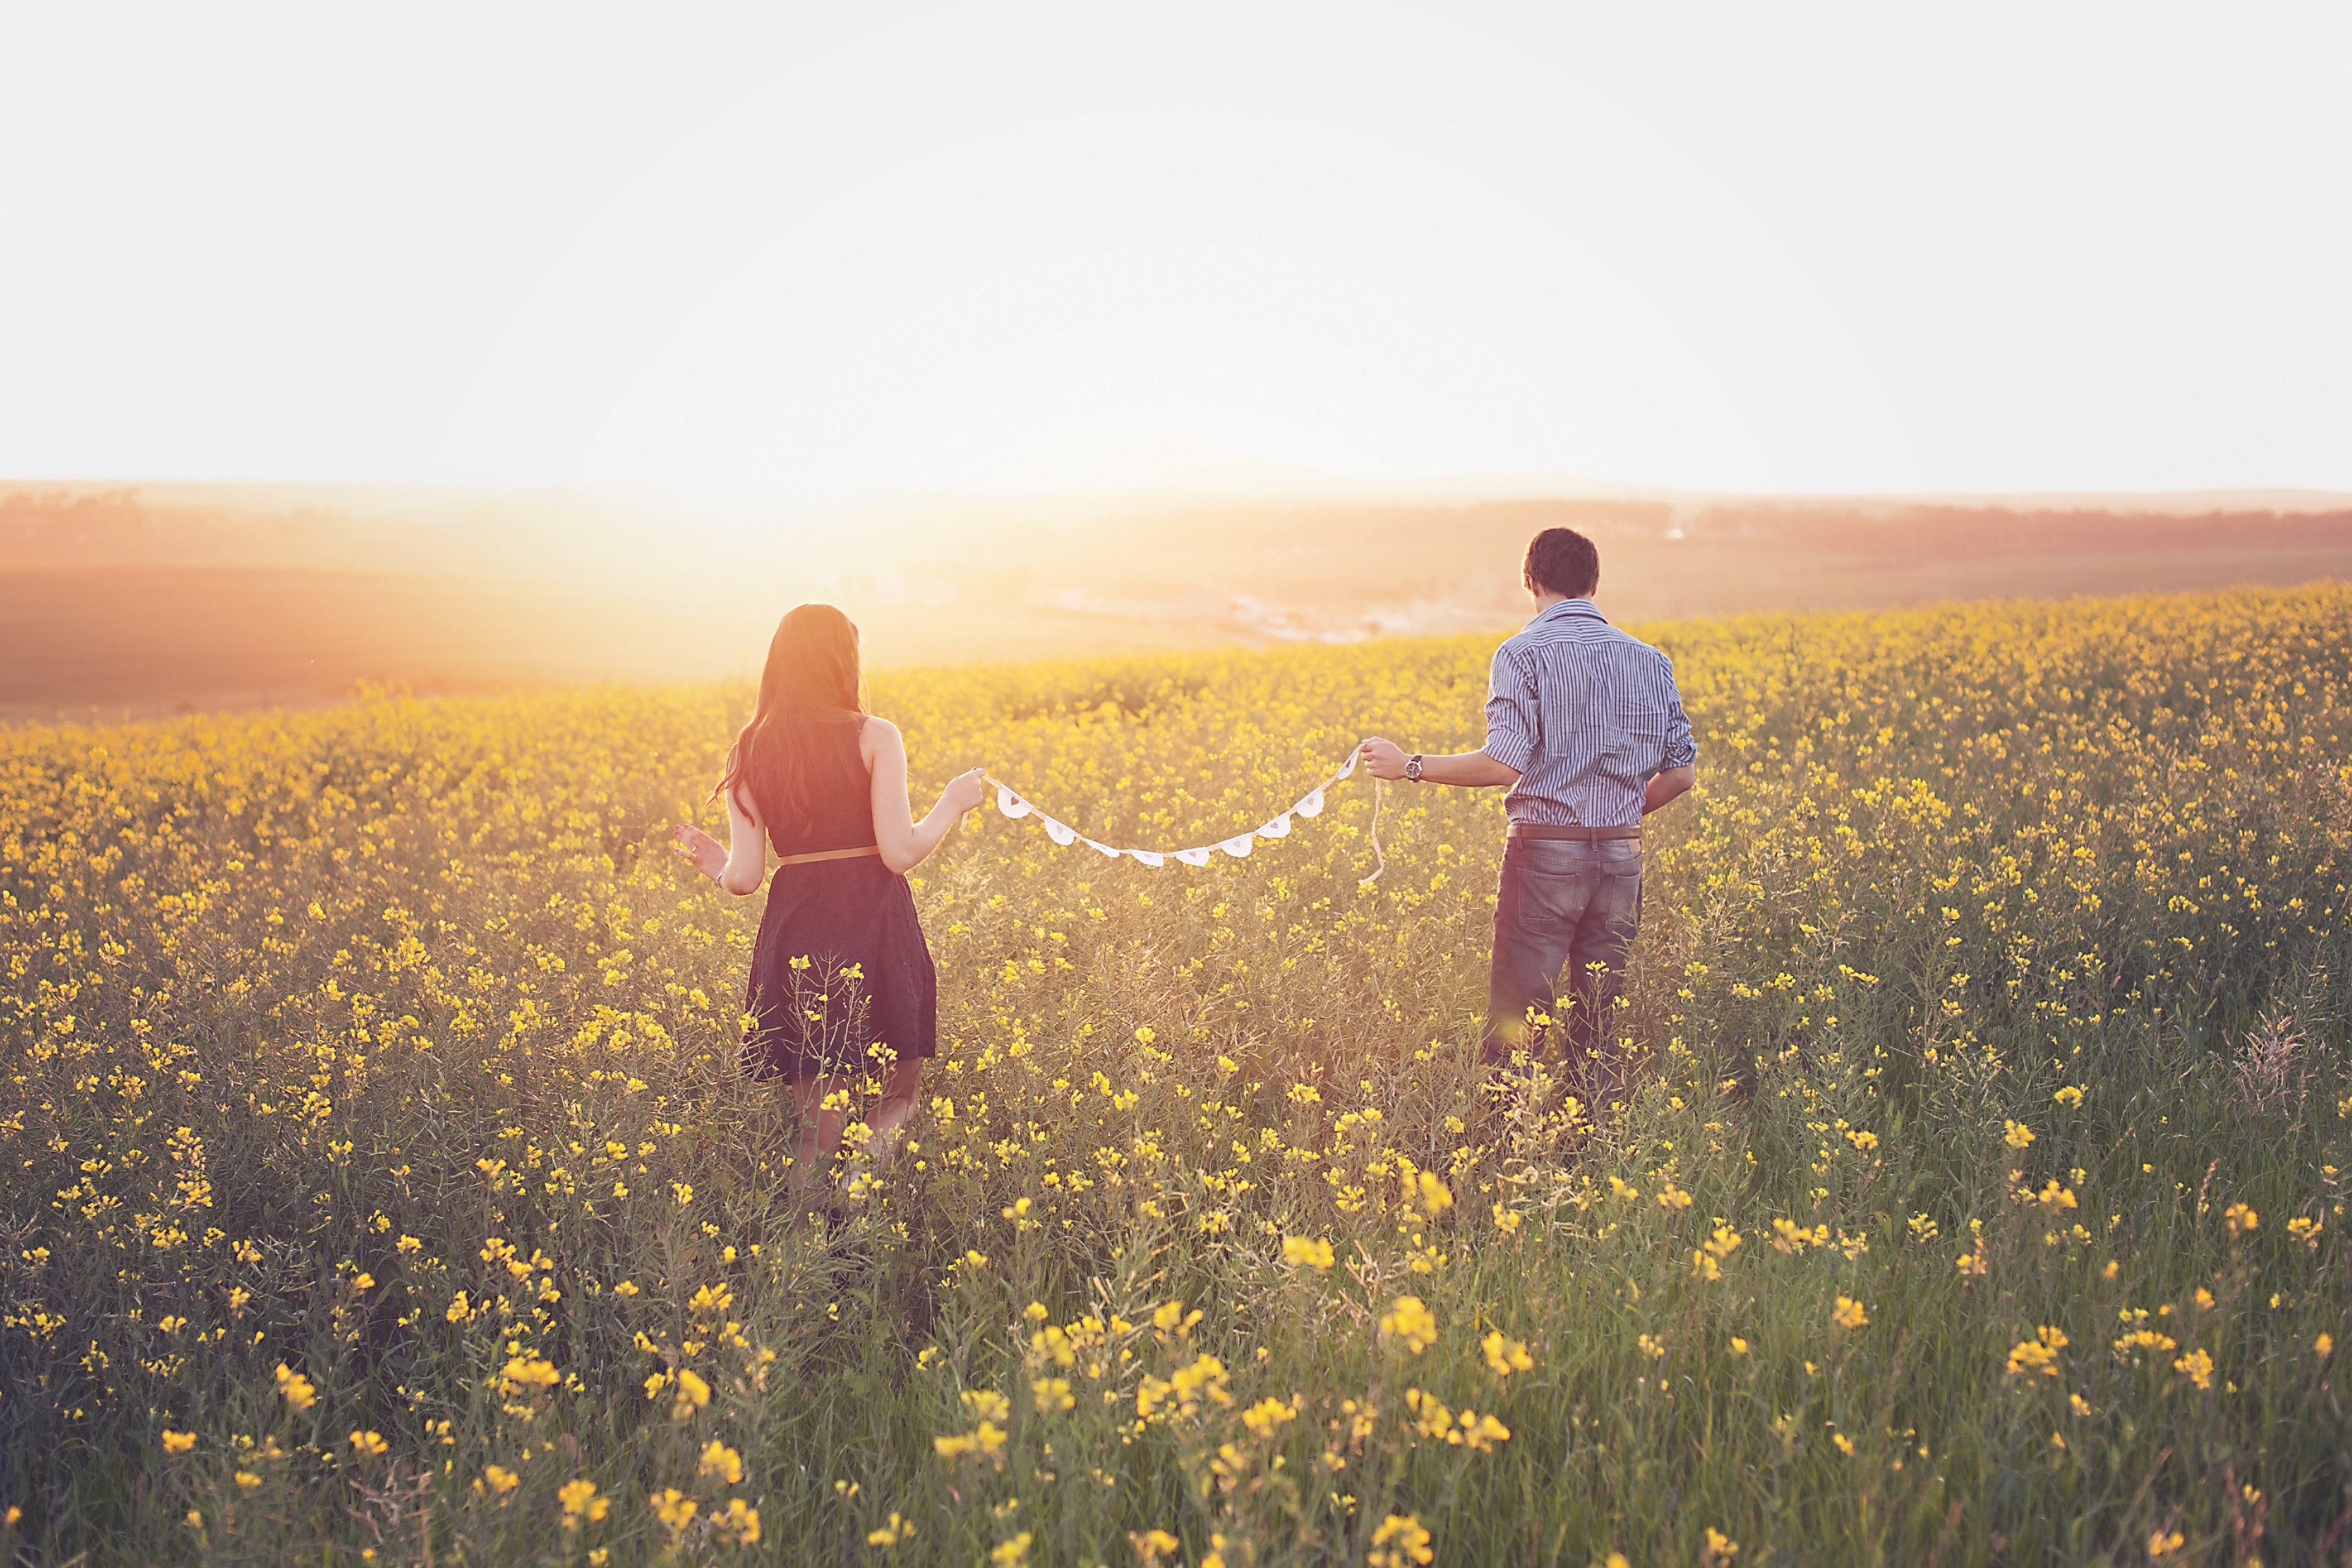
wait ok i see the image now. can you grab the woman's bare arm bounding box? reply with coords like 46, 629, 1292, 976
864, 719, 986, 875
671, 787, 769, 896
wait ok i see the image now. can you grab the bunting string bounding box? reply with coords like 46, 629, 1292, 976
980, 742, 1389, 887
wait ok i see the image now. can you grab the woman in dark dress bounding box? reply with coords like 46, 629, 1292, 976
670, 603, 984, 1191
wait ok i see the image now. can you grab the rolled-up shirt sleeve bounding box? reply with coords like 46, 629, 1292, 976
1658, 658, 1696, 772
1483, 645, 1539, 776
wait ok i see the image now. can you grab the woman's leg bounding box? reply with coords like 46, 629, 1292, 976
786, 1073, 853, 1191
862, 1058, 925, 1170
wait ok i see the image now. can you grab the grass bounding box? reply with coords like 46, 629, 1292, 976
4, 584, 2351, 1564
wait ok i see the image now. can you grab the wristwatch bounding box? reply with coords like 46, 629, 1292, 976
1405, 753, 1423, 783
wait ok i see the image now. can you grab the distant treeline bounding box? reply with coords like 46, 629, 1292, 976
0, 489, 362, 566
10, 486, 2350, 575
1683, 503, 2352, 560
1079, 494, 2352, 561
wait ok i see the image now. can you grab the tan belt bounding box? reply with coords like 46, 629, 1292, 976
1509, 822, 1642, 843
775, 844, 882, 867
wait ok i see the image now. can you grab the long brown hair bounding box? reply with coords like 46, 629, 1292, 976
714, 603, 868, 831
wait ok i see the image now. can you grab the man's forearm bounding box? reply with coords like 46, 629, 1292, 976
1415, 750, 1522, 788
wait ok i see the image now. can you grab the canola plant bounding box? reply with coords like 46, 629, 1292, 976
4, 585, 2351, 1564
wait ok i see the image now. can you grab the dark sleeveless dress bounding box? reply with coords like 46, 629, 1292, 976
741, 717, 939, 1079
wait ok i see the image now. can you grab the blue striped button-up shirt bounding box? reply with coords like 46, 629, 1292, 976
1482, 599, 1696, 828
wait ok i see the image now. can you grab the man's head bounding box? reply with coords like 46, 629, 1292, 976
1522, 527, 1600, 601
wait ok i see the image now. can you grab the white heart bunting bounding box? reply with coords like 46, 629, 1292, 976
973, 743, 1385, 883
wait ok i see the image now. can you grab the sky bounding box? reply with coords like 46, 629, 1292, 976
2, 3, 2348, 506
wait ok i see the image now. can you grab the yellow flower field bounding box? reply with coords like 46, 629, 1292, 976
4, 585, 2351, 1563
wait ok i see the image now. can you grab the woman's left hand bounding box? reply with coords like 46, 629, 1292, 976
943, 767, 987, 816
671, 822, 727, 881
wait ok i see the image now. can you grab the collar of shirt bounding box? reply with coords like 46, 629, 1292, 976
1527, 597, 1608, 630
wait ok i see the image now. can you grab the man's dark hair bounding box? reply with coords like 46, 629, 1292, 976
1523, 527, 1600, 599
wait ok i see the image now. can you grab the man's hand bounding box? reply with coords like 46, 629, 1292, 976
1359, 737, 1410, 780
1643, 765, 1696, 815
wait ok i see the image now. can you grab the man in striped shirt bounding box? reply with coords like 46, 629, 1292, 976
1362, 527, 1696, 1111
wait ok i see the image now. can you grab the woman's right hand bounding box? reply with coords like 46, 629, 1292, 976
671, 822, 728, 881
942, 767, 988, 816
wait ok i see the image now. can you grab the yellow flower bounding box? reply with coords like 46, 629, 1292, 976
1240, 1396, 1297, 1435
477, 1464, 519, 1497
2223, 1201, 2258, 1234
2005, 1326, 2068, 1377
2317, 1333, 2335, 1360
698, 1441, 743, 1485
651, 1488, 698, 1543
938, 1390, 1016, 1467
500, 1356, 560, 1396
1128, 1528, 1180, 1564
1368, 1513, 1434, 1568
1831, 1296, 1869, 1331
1415, 1170, 1453, 1216
557, 1478, 608, 1525
274, 1364, 317, 1411
1693, 1223, 1744, 1281
989, 1531, 1031, 1566
1459, 1411, 1511, 1452
1379, 1296, 1438, 1355
1281, 1235, 1335, 1271
869, 1513, 918, 1548
349, 1430, 388, 1457
161, 1430, 197, 1454
715, 1497, 761, 1547
2173, 1347, 2215, 1391
2003, 1121, 2036, 1150
671, 1368, 712, 1421
1482, 1330, 1534, 1377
